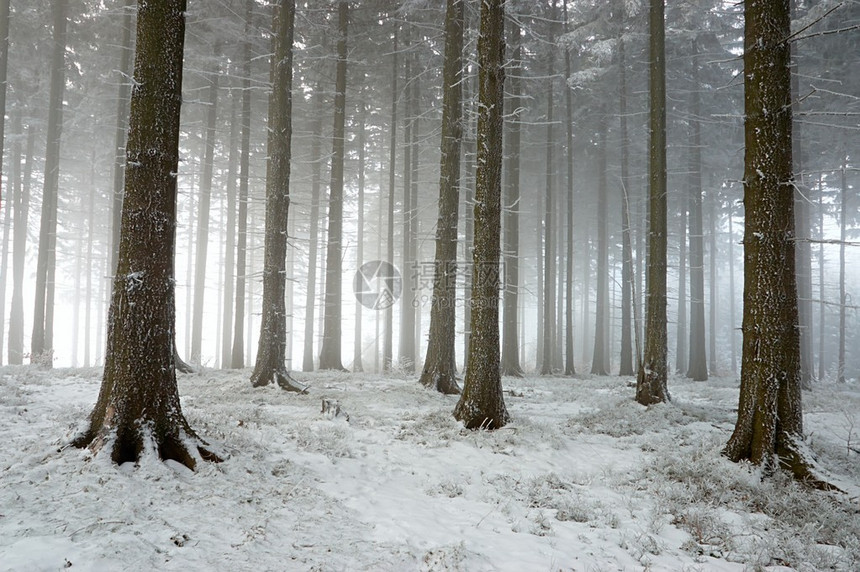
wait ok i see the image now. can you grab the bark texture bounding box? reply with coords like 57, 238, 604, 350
419, 0, 464, 394
453, 0, 509, 430
636, 0, 669, 405
73, 0, 217, 469
251, 0, 306, 393
723, 0, 828, 487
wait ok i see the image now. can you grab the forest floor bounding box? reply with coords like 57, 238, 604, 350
1, 365, 859, 571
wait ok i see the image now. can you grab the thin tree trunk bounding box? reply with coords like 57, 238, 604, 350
591, 107, 609, 376
728, 200, 737, 374
687, 37, 707, 381
562, 0, 576, 377
31, 0, 68, 366
540, 35, 556, 376
83, 152, 96, 368
221, 87, 239, 368
708, 188, 718, 374
231, 0, 254, 369
191, 43, 221, 365
353, 103, 366, 373
618, 6, 634, 376
383, 26, 398, 373
399, 29, 416, 372
817, 174, 825, 381
838, 159, 846, 383
676, 203, 687, 375
109, 0, 134, 274
9, 118, 33, 365
501, 15, 523, 377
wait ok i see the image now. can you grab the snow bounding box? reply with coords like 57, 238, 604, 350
2, 366, 859, 571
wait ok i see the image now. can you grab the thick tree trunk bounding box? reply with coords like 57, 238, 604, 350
501, 16, 524, 378
31, 0, 67, 366
453, 0, 509, 430
318, 1, 349, 371
74, 0, 217, 469
251, 0, 306, 393
636, 0, 669, 405
420, 0, 464, 394
724, 0, 827, 487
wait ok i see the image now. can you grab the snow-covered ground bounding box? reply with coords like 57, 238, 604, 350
1, 365, 858, 571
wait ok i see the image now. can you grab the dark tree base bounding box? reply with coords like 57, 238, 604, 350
251, 366, 309, 393
420, 369, 461, 395
72, 420, 221, 471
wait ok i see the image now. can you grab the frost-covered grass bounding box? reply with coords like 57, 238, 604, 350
1, 366, 858, 571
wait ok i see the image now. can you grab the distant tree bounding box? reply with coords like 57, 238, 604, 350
301, 82, 324, 372
191, 41, 221, 365
383, 23, 398, 372
687, 37, 707, 382
636, 0, 669, 405
318, 0, 348, 371
591, 106, 609, 376
8, 113, 30, 365
501, 14, 524, 378
31, 0, 68, 366
617, 0, 635, 376
251, 0, 306, 393
453, 0, 509, 430
230, 0, 255, 369
73, 0, 218, 468
561, 0, 576, 378
723, 0, 828, 487
420, 0, 464, 394
539, 8, 556, 377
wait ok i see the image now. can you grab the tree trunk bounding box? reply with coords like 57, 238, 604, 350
708, 188, 718, 374
591, 107, 609, 376
318, 1, 349, 371
838, 160, 846, 383
301, 83, 324, 372
675, 201, 687, 375
220, 87, 239, 368
353, 103, 366, 373
791, 0, 813, 390
636, 0, 669, 405
817, 175, 825, 381
728, 200, 737, 374
501, 15, 524, 378
618, 26, 634, 376
251, 0, 306, 393
453, 0, 509, 430
562, 0, 576, 377
540, 39, 556, 376
8, 117, 33, 365
191, 43, 221, 365
723, 0, 825, 486
109, 0, 134, 274
399, 28, 416, 372
231, 0, 254, 369
31, 0, 68, 366
420, 0, 464, 394
74, 0, 218, 469
687, 37, 707, 381
383, 26, 397, 373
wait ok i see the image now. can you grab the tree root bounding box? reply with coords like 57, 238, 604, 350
275, 370, 309, 394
